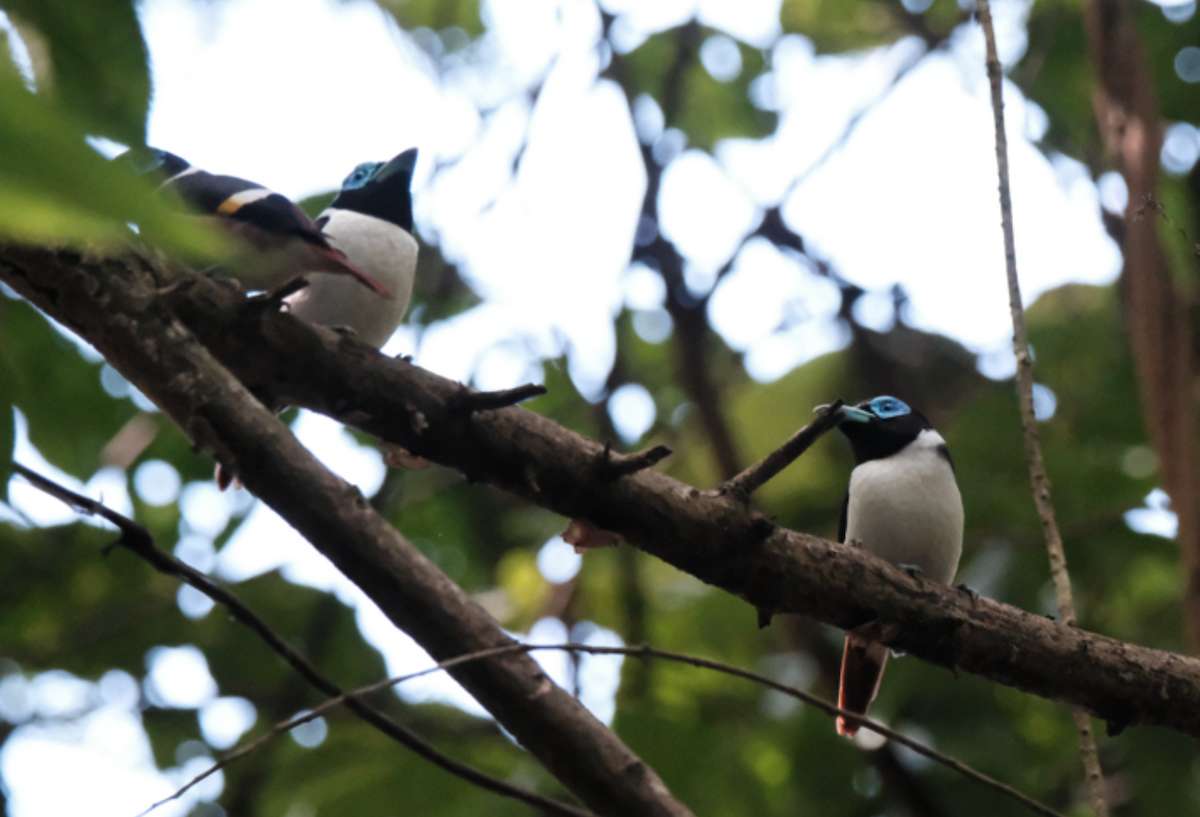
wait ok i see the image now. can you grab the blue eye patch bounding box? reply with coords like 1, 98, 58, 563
342, 161, 382, 190
869, 396, 911, 419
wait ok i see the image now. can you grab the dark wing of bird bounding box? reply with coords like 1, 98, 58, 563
936, 443, 956, 472
838, 489, 850, 543
230, 193, 335, 251
168, 170, 338, 252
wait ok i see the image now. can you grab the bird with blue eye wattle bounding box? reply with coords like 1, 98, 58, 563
129, 147, 393, 299
213, 149, 419, 490
825, 395, 964, 737
284, 149, 419, 349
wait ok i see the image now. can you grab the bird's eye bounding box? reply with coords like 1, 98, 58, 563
341, 162, 379, 190
870, 396, 911, 419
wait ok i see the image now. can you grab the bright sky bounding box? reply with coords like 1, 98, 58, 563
3, 0, 1179, 812
136, 0, 1124, 389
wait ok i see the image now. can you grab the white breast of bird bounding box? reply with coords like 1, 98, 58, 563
845, 428, 964, 584
286, 209, 419, 349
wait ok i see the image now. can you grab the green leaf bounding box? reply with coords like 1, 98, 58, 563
0, 66, 230, 260
780, 0, 906, 52
2, 0, 150, 144
621, 29, 775, 150
0, 385, 13, 473
374, 0, 484, 38
1018, 4, 1098, 158
676, 45, 775, 149
296, 190, 338, 221
408, 242, 482, 325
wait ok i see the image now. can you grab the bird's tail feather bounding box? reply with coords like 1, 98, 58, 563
836, 637, 889, 737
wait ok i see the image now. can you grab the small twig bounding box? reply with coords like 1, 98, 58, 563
163, 641, 1064, 817
975, 4, 1109, 816
1134, 194, 1200, 258
599, 444, 673, 480
579, 644, 1065, 817
449, 383, 548, 413
719, 400, 844, 500
6, 462, 1066, 817
140, 644, 578, 817
10, 463, 595, 817
12, 463, 143, 540
257, 275, 310, 305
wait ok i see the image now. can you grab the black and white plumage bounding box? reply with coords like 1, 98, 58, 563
138, 148, 392, 297
284, 148, 419, 349
830, 395, 964, 737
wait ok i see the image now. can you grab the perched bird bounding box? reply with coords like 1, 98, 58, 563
134, 148, 392, 297
284, 148, 419, 349
829, 395, 964, 737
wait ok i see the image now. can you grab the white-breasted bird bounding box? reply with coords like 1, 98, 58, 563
136, 148, 392, 298
284, 149, 419, 349
829, 395, 964, 737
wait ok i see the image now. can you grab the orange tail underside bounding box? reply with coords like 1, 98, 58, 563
837, 636, 889, 737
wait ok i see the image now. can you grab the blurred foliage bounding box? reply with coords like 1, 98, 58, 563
780, 0, 903, 52
3, 0, 150, 144
377, 0, 483, 38
0, 357, 12, 471
621, 25, 776, 149
1023, 0, 1200, 161
0, 4, 226, 259
4, 0, 1200, 816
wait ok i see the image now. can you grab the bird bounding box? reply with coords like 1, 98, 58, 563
132, 148, 392, 298
828, 395, 964, 737
284, 148, 419, 349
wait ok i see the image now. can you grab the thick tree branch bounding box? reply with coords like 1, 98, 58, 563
6, 247, 1200, 743
1084, 0, 1200, 655
0, 245, 691, 817
10, 463, 596, 817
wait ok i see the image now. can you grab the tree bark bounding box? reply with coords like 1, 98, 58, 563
1084, 0, 1200, 652
0, 246, 692, 817
6, 245, 1200, 744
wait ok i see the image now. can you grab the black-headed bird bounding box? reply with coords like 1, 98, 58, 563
285, 148, 419, 348
829, 395, 964, 737
136, 148, 392, 298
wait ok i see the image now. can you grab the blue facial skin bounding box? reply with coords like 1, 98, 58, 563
838, 396, 912, 424
341, 162, 383, 190
867, 396, 911, 419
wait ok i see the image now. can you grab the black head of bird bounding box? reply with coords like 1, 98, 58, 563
284, 148, 420, 350
328, 148, 417, 232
